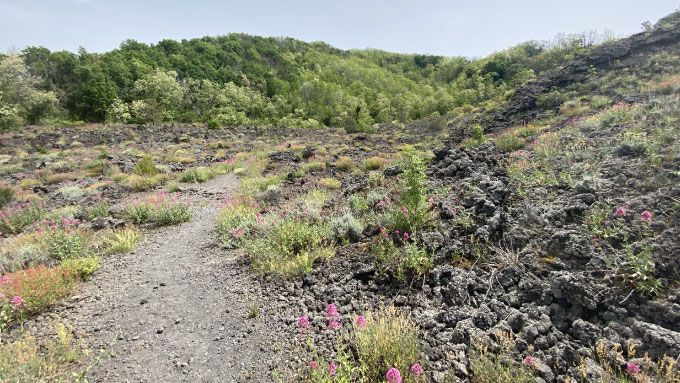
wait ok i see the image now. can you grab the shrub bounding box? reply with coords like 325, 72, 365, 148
56, 185, 85, 200
0, 201, 46, 235
216, 196, 260, 248
133, 156, 159, 176
0, 320, 83, 382
335, 156, 356, 171
180, 167, 215, 183
41, 221, 88, 261
354, 306, 422, 383
303, 161, 326, 173
0, 265, 79, 316
318, 177, 341, 190
128, 174, 169, 191
494, 132, 526, 152
330, 212, 364, 242
125, 193, 191, 226
0, 185, 14, 208
362, 156, 387, 171
46, 173, 79, 185
61, 256, 100, 281
207, 119, 221, 130
387, 146, 429, 233
88, 201, 110, 219
102, 226, 142, 254
239, 174, 283, 194
373, 234, 433, 279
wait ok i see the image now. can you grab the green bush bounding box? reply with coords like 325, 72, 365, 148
330, 212, 364, 242
125, 194, 191, 226
354, 306, 422, 383
88, 201, 110, 219
0, 201, 46, 235
180, 167, 215, 183
362, 156, 386, 171
102, 226, 142, 254
494, 132, 526, 152
133, 156, 159, 176
207, 119, 221, 130
0, 185, 14, 208
61, 256, 100, 281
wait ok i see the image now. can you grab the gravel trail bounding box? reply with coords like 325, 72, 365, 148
56, 174, 280, 382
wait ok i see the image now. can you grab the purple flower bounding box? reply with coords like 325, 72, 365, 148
641, 211, 652, 222
326, 304, 339, 320
403, 232, 409, 240
12, 296, 25, 307
328, 320, 342, 330
355, 315, 367, 330
0, 275, 8, 283
411, 363, 424, 375
616, 207, 626, 217
310, 361, 318, 370
386, 368, 402, 383
328, 363, 337, 376
298, 316, 310, 330
524, 356, 535, 367
625, 362, 639, 374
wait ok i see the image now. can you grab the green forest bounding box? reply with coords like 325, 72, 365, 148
0, 31, 612, 131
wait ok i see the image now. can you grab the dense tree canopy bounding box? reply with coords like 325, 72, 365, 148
0, 31, 611, 130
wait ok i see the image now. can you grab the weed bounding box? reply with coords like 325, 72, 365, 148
329, 212, 364, 243
362, 156, 386, 171
335, 156, 356, 171
102, 226, 142, 255
125, 193, 191, 226
494, 132, 526, 152
0, 185, 14, 208
0, 320, 84, 382
133, 156, 159, 176
180, 167, 215, 183
318, 177, 341, 190
0, 201, 46, 235
88, 201, 110, 219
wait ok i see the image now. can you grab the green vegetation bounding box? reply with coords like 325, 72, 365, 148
2, 29, 614, 130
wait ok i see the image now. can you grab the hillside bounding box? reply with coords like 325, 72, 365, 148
3, 26, 613, 131
0, 9, 679, 383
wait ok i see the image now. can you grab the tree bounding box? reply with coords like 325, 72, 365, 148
0, 54, 58, 129
132, 69, 184, 123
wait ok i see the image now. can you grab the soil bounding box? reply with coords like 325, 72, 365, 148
34, 174, 282, 382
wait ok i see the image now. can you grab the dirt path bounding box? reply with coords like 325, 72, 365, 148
55, 174, 280, 382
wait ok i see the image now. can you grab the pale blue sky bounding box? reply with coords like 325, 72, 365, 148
1, 0, 678, 57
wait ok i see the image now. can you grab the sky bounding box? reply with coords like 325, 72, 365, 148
1, 0, 678, 58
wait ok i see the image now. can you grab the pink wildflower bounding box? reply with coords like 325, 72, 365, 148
310, 361, 318, 370
524, 356, 535, 367
328, 321, 342, 330
0, 275, 8, 283
12, 296, 25, 307
355, 315, 367, 330
625, 362, 640, 375
298, 316, 311, 330
328, 363, 337, 376
386, 368, 402, 383
641, 211, 652, 222
616, 207, 627, 217
403, 232, 409, 240
428, 198, 434, 204
401, 206, 408, 213
411, 363, 424, 375
326, 304, 339, 320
